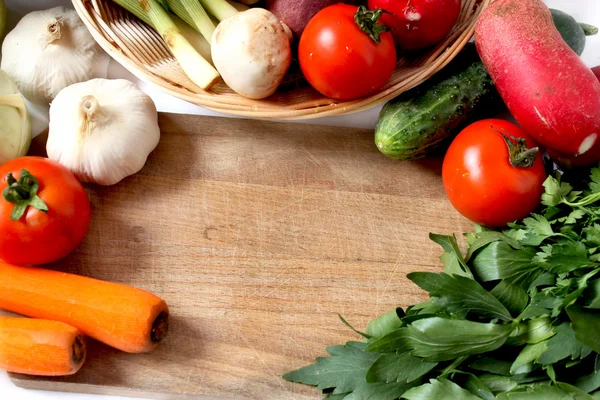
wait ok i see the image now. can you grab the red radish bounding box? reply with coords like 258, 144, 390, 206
475, 0, 600, 164
368, 0, 462, 51
594, 66, 600, 81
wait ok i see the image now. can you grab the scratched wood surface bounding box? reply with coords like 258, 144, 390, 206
7, 113, 472, 399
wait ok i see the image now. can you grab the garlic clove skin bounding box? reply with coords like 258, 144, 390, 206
1, 6, 108, 104
47, 79, 160, 186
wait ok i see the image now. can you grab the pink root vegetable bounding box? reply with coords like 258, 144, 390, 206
475, 0, 600, 164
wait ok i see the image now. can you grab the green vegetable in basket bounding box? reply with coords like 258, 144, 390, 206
284, 164, 600, 399
113, 0, 219, 90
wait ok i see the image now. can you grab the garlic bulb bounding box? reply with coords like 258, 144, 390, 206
47, 79, 160, 186
1, 6, 107, 104
0, 70, 31, 164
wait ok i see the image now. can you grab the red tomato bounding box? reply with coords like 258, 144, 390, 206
299, 4, 397, 100
442, 120, 547, 227
0, 157, 91, 265
368, 0, 462, 52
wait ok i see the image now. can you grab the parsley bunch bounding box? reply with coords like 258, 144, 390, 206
283, 166, 600, 399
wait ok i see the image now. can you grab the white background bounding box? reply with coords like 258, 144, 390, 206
1, 0, 599, 399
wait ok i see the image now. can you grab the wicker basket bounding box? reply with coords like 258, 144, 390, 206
73, 0, 490, 120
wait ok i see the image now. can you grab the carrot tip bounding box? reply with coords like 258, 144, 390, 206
72, 335, 86, 364
151, 312, 169, 344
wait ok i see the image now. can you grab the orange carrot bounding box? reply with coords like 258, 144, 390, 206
0, 261, 169, 353
0, 316, 86, 376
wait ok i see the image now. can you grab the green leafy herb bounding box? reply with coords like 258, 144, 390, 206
282, 342, 379, 394
365, 308, 404, 340
429, 234, 472, 278
471, 241, 538, 282
366, 318, 513, 361
366, 352, 437, 384
567, 304, 600, 353
284, 166, 600, 400
536, 323, 593, 365
407, 272, 513, 321
401, 378, 480, 400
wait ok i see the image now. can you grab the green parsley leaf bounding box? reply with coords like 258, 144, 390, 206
469, 357, 513, 376
365, 352, 437, 384
498, 382, 594, 399
537, 323, 593, 365
466, 231, 522, 261
401, 378, 480, 400
534, 242, 594, 274
461, 372, 496, 400
542, 174, 574, 207
575, 354, 600, 394
472, 241, 538, 282
507, 317, 555, 347
511, 341, 547, 374
583, 279, 600, 309
429, 234, 472, 278
408, 318, 512, 362
515, 214, 556, 246
567, 304, 600, 353
558, 209, 587, 225
366, 318, 513, 361
325, 394, 347, 399
365, 308, 404, 340
589, 167, 600, 193
491, 280, 529, 314
584, 225, 600, 247
478, 374, 519, 393
282, 342, 379, 394
528, 272, 557, 291
343, 381, 418, 400
408, 272, 513, 321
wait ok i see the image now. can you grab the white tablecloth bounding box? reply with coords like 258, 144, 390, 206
2, 0, 599, 399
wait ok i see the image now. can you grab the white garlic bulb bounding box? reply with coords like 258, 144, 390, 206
1, 6, 107, 104
47, 79, 160, 186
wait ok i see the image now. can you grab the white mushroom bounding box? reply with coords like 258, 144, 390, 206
211, 8, 292, 99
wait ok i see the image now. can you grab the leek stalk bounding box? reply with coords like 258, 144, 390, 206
163, 0, 216, 41
113, 0, 219, 89
197, 0, 238, 21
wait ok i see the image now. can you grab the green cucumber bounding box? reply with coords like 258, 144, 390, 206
375, 46, 502, 161
374, 11, 598, 161
551, 9, 598, 57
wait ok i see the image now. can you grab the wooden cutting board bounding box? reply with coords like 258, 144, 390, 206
6, 113, 471, 399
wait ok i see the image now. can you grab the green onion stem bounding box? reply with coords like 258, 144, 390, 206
226, 0, 249, 12
198, 0, 238, 21
165, 0, 216, 41
113, 0, 219, 89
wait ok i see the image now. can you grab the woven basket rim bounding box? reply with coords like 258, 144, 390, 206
72, 0, 491, 120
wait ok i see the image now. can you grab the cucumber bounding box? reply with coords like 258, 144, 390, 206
375, 46, 503, 160
551, 9, 598, 57
375, 11, 598, 161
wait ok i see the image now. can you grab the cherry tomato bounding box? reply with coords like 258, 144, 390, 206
299, 4, 397, 100
368, 0, 462, 52
0, 157, 91, 265
442, 119, 547, 227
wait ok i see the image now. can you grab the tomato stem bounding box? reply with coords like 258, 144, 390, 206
493, 125, 539, 168
354, 6, 390, 44
3, 169, 49, 221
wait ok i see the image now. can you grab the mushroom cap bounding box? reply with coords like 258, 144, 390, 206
211, 8, 292, 99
